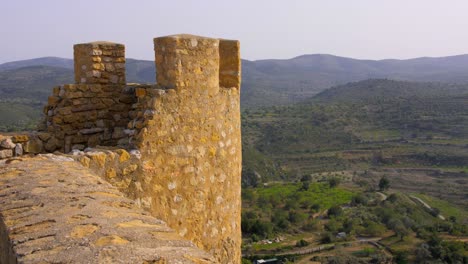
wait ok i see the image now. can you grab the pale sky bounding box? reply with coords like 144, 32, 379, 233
1, 0, 468, 63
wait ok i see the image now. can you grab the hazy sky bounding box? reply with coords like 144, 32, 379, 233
1, 0, 468, 63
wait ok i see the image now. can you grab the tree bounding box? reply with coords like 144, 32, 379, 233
351, 194, 368, 206
327, 206, 343, 218
379, 176, 390, 191
300, 174, 312, 182
328, 177, 341, 188
415, 243, 433, 263
300, 180, 310, 191
389, 219, 409, 241
395, 251, 409, 264
296, 239, 310, 247
364, 222, 386, 236
310, 203, 321, 212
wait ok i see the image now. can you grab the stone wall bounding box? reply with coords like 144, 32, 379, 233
0, 34, 242, 264
127, 35, 242, 263
0, 155, 214, 263
43, 84, 137, 152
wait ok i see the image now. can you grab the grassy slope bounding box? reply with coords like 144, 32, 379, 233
412, 193, 468, 220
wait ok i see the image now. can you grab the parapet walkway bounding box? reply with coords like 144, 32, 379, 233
0, 155, 214, 264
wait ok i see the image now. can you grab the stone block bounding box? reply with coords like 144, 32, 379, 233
12, 134, 30, 143
154, 34, 220, 89
44, 137, 59, 152
0, 149, 13, 159
14, 143, 23, 156
38, 132, 52, 142
74, 42, 126, 85
48, 96, 60, 105
219, 39, 241, 89
0, 138, 15, 149
24, 138, 44, 154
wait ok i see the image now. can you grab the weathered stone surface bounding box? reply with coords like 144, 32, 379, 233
0, 156, 215, 263
14, 143, 23, 156
154, 34, 219, 90
74, 42, 126, 85
72, 144, 85, 150
37, 132, 51, 142
0, 138, 15, 149
44, 137, 59, 152
11, 135, 29, 143
219, 39, 241, 90
0, 149, 13, 159
23, 138, 43, 154
80, 127, 104, 135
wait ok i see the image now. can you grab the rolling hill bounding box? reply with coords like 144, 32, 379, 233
241, 79, 468, 207
241, 54, 468, 107
0, 57, 73, 71
311, 79, 468, 103
3, 54, 468, 130
4, 53, 468, 107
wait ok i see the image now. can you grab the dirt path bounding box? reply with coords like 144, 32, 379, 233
255, 237, 384, 257
410, 195, 446, 220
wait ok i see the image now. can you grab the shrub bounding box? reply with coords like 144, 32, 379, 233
327, 205, 343, 218
296, 239, 310, 247
328, 177, 341, 188
379, 176, 390, 191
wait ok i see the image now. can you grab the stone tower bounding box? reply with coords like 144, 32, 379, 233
6, 34, 242, 263
137, 34, 242, 263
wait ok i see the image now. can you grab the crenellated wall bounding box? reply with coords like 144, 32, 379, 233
0, 34, 242, 264
43, 84, 136, 152
133, 35, 242, 262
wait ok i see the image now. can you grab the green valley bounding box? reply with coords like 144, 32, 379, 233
241, 79, 468, 263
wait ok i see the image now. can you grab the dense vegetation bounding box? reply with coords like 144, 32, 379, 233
242, 79, 468, 205
241, 79, 468, 263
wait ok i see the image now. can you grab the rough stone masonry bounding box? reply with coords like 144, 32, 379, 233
0, 34, 242, 263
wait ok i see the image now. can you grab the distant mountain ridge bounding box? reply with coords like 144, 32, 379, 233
4, 54, 468, 108
0, 57, 74, 71
241, 54, 468, 107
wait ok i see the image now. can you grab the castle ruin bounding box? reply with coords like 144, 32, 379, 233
0, 34, 242, 263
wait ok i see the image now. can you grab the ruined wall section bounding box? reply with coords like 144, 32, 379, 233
42, 84, 136, 152
39, 42, 133, 153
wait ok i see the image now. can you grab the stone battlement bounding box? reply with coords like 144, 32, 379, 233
0, 34, 241, 263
